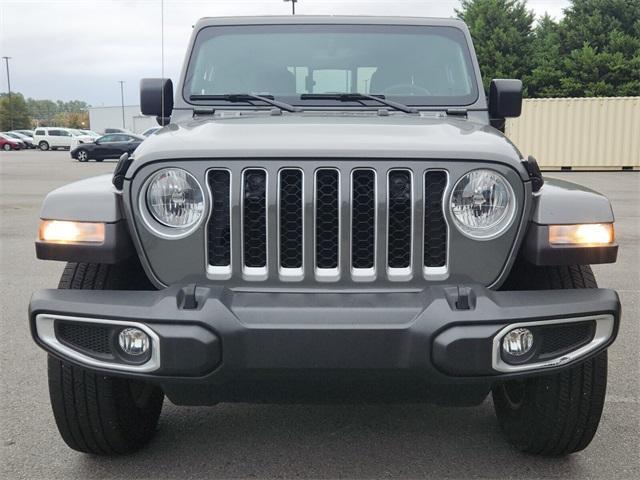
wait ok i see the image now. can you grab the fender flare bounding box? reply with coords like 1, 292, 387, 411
522, 178, 617, 265
37, 175, 134, 263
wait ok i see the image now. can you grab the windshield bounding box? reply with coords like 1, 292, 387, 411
184, 24, 478, 107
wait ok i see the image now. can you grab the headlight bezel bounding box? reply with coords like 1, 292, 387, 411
449, 168, 517, 241
139, 167, 206, 239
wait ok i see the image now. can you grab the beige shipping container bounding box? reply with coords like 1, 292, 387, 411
505, 97, 639, 170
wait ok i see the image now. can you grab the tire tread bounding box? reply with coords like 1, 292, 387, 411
494, 262, 608, 456
48, 261, 162, 455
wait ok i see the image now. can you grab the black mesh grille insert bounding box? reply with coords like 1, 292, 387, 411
315, 169, 339, 269
351, 169, 376, 269
56, 322, 112, 355
424, 171, 448, 268
387, 170, 412, 268
243, 169, 267, 268
279, 169, 303, 269
536, 321, 596, 358
207, 170, 231, 266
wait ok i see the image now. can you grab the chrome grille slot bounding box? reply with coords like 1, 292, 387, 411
207, 169, 232, 278
314, 169, 341, 280
351, 169, 376, 279
387, 170, 413, 280
279, 169, 304, 279
423, 170, 448, 275
242, 169, 268, 278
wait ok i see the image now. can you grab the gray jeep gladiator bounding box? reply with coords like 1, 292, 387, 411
30, 16, 620, 456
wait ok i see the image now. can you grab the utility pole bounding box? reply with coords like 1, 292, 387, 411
118, 80, 125, 128
2, 56, 13, 130
283, 0, 297, 15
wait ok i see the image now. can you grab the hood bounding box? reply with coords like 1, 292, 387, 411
131, 114, 525, 173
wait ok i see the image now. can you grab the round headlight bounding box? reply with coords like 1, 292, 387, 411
450, 169, 516, 240
146, 168, 204, 229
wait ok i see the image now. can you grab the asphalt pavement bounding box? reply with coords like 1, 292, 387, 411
1, 150, 638, 479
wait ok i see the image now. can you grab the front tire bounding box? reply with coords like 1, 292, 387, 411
48, 262, 163, 455
493, 263, 607, 456
76, 149, 89, 162
39, 141, 49, 151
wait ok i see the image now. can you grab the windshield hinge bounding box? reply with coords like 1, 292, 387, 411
445, 108, 468, 117
193, 108, 216, 117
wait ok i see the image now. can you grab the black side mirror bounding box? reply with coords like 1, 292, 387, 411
140, 78, 174, 118
489, 79, 522, 119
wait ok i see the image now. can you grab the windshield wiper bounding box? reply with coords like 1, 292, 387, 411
300, 93, 418, 114
189, 93, 301, 112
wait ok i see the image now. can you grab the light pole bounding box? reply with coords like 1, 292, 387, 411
2, 56, 13, 130
118, 80, 125, 128
283, 0, 297, 15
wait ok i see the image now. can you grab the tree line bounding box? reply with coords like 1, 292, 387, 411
457, 0, 640, 97
0, 93, 90, 131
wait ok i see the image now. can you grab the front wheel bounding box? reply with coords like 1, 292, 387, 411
48, 262, 163, 454
39, 141, 49, 151
76, 149, 89, 162
493, 352, 607, 456
493, 263, 607, 455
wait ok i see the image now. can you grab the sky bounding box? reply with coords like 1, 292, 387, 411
1, 0, 570, 106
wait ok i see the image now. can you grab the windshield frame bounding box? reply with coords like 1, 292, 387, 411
181, 22, 482, 110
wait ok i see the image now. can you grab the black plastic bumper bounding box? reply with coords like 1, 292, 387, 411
29, 284, 620, 405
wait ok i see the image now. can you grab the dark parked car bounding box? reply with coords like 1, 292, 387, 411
70, 133, 144, 162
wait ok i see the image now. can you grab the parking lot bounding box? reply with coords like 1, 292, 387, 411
1, 150, 638, 479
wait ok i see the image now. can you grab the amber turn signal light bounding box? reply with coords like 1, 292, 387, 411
39, 220, 105, 244
548, 223, 614, 246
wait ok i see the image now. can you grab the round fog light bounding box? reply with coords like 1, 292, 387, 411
118, 328, 150, 356
502, 328, 534, 357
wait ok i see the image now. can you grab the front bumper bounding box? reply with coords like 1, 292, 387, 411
29, 284, 620, 405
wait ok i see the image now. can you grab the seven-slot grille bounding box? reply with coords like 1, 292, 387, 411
206, 167, 448, 283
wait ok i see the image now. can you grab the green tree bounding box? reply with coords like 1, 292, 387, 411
0, 92, 32, 130
26, 98, 90, 126
525, 14, 565, 97
456, 0, 535, 93
557, 0, 640, 96
27, 98, 58, 125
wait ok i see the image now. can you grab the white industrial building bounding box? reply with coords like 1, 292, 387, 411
89, 105, 157, 134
